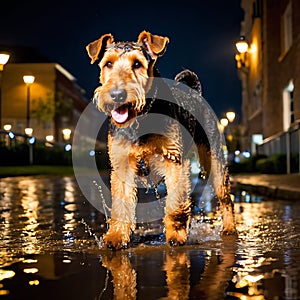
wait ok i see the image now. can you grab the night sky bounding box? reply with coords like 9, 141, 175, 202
1, 0, 244, 119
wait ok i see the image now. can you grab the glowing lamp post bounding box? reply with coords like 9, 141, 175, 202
235, 36, 249, 53
220, 117, 229, 130
226, 111, 236, 123
235, 36, 250, 68
0, 52, 10, 129
23, 75, 35, 129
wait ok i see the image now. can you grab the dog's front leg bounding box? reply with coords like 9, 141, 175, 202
103, 137, 137, 249
163, 159, 192, 246
103, 168, 137, 249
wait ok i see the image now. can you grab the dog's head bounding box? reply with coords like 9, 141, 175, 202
86, 31, 169, 127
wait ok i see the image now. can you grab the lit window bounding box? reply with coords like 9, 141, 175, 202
281, 2, 293, 54
283, 80, 294, 131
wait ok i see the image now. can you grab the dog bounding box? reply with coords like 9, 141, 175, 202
86, 30, 236, 249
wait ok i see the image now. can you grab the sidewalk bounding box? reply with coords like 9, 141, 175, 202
232, 173, 300, 201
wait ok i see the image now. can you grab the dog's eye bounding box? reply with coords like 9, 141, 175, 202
132, 60, 142, 69
104, 61, 113, 68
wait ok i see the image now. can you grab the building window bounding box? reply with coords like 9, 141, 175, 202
281, 1, 293, 55
283, 80, 294, 131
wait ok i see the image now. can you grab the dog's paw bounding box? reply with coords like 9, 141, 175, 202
168, 239, 185, 247
165, 228, 188, 247
103, 233, 129, 250
103, 219, 132, 250
221, 227, 238, 236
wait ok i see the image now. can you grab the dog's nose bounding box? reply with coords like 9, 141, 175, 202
110, 89, 127, 102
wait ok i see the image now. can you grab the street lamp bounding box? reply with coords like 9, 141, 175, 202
23, 75, 35, 128
235, 36, 250, 69
0, 52, 10, 129
235, 36, 249, 53
220, 117, 229, 128
226, 111, 236, 123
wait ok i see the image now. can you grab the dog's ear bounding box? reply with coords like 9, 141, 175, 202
137, 31, 169, 59
86, 33, 114, 64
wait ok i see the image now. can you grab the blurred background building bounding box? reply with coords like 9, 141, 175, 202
236, 0, 300, 173
0, 46, 89, 144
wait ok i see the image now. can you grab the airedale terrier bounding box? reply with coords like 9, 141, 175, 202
86, 30, 236, 249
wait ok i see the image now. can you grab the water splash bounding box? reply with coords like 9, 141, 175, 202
92, 180, 111, 224
81, 218, 104, 249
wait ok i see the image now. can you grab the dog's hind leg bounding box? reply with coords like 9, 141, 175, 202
216, 167, 237, 235
210, 154, 237, 235
163, 159, 192, 246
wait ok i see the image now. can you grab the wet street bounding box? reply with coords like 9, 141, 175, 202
0, 175, 300, 300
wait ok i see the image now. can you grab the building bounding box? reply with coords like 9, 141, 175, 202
1, 62, 88, 143
236, 0, 300, 173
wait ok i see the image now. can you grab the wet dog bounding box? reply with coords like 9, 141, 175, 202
86, 30, 236, 249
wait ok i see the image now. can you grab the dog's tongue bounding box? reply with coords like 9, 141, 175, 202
111, 105, 129, 124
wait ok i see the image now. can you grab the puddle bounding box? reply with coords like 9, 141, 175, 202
0, 176, 300, 299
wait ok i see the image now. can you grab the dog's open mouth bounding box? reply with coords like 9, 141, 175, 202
111, 104, 129, 124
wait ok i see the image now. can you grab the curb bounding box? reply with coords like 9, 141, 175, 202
233, 181, 300, 201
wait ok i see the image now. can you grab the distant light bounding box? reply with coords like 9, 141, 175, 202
235, 36, 249, 53
25, 127, 33, 136
46, 135, 54, 142
8, 132, 15, 139
234, 150, 240, 156
23, 75, 35, 84
252, 134, 263, 145
23, 268, 38, 274
234, 156, 240, 163
0, 53, 10, 68
243, 151, 251, 158
29, 137, 36, 144
65, 144, 72, 151
286, 80, 294, 92
226, 111, 236, 123
245, 194, 251, 203
62, 128, 72, 140
89, 150, 95, 156
220, 118, 229, 127
3, 124, 12, 131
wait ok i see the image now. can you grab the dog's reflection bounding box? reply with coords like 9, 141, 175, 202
162, 252, 190, 300
99, 244, 235, 299
101, 254, 137, 300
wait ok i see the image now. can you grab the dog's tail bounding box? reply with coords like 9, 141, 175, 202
174, 69, 202, 95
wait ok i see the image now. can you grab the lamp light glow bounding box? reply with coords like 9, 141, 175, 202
62, 128, 72, 140
23, 75, 35, 84
25, 127, 33, 136
46, 135, 54, 142
220, 118, 229, 127
226, 111, 236, 123
236, 36, 249, 53
0, 53, 10, 70
3, 124, 12, 131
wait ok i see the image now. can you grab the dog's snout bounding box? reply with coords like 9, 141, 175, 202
110, 89, 127, 102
